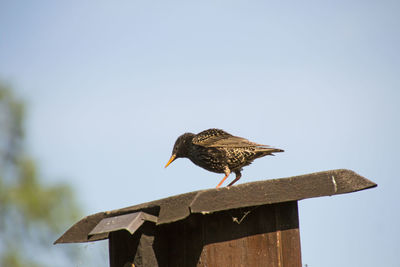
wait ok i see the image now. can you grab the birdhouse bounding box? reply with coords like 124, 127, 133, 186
55, 169, 376, 267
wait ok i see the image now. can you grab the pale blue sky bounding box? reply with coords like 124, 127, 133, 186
1, 1, 399, 266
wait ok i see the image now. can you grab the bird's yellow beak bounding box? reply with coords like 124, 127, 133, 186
164, 154, 176, 168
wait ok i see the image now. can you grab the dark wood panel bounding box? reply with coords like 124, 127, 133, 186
109, 202, 301, 267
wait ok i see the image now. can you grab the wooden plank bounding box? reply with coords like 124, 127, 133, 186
198, 205, 277, 266
155, 214, 204, 267
275, 202, 302, 267
109, 230, 137, 267
190, 169, 376, 214
109, 222, 157, 267
197, 202, 301, 267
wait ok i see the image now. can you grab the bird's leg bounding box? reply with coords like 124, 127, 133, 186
227, 171, 242, 187
216, 167, 231, 188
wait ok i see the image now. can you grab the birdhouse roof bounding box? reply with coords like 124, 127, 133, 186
54, 169, 376, 244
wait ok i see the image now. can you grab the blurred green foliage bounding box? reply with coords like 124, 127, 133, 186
0, 82, 81, 266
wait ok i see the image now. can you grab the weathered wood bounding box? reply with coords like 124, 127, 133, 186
53, 169, 376, 267
112, 201, 300, 267
55, 169, 376, 244
109, 222, 158, 267
195, 202, 301, 267
109, 230, 137, 267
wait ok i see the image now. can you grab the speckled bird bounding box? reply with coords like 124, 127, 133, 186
165, 129, 284, 188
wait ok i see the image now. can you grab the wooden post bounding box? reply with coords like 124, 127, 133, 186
108, 201, 301, 267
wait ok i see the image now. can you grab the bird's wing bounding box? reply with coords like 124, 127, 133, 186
206, 136, 270, 148
192, 129, 270, 148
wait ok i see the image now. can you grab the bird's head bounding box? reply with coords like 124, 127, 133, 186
165, 132, 195, 168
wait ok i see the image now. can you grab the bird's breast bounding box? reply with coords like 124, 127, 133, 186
188, 146, 227, 173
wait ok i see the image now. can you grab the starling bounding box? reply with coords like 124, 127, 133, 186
165, 129, 284, 188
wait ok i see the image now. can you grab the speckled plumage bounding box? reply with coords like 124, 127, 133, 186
165, 129, 284, 187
